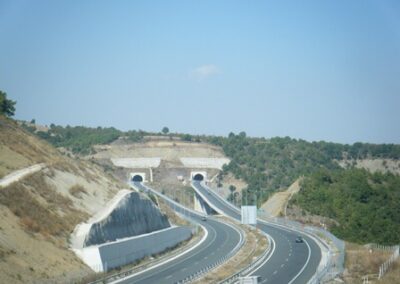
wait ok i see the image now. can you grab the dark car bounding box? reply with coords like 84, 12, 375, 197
295, 236, 303, 243
201, 216, 207, 221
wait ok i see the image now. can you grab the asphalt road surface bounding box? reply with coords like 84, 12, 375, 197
192, 181, 322, 284
114, 182, 243, 284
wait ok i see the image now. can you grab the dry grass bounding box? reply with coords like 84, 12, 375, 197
344, 242, 394, 283
157, 195, 190, 227
0, 172, 88, 240
380, 259, 400, 284
0, 245, 16, 260
194, 217, 268, 283
69, 184, 87, 198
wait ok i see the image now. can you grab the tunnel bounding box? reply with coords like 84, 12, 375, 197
193, 173, 204, 181
131, 175, 144, 182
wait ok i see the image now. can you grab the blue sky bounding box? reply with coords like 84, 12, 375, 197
1, 1, 399, 143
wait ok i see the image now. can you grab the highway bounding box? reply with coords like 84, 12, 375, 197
114, 182, 243, 284
192, 181, 322, 284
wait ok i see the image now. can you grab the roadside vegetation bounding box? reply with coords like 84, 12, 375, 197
206, 133, 400, 205
291, 168, 400, 245
6, 90, 398, 246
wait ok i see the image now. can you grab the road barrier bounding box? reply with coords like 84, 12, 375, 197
378, 245, 399, 279
197, 182, 345, 284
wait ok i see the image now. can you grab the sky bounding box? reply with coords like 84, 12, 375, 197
1, 0, 400, 144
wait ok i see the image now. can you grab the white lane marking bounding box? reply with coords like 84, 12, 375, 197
112, 222, 210, 283
281, 263, 285, 268
181, 267, 187, 271
273, 270, 277, 275
165, 275, 172, 279
246, 234, 276, 275
196, 182, 322, 284
288, 238, 312, 284
286, 258, 289, 262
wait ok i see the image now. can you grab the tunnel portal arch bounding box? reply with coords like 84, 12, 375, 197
190, 171, 207, 182
130, 172, 146, 183
132, 175, 143, 182
193, 173, 204, 181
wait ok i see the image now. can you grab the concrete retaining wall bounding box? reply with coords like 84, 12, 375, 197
111, 158, 161, 168
180, 158, 230, 169
84, 191, 171, 247
99, 226, 192, 271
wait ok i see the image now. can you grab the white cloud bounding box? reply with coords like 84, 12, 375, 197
190, 64, 220, 80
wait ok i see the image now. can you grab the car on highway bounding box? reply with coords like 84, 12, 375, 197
201, 216, 207, 221
295, 236, 303, 243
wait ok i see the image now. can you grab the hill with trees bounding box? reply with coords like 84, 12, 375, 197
291, 168, 400, 245
206, 133, 400, 205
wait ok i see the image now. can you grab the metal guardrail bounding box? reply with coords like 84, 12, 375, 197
257, 212, 345, 284
135, 183, 246, 284
198, 183, 342, 284
218, 233, 273, 284
176, 225, 246, 284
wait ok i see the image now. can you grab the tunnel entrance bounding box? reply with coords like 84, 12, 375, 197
132, 175, 144, 182
193, 174, 204, 181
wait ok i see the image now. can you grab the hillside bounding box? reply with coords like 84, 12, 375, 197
0, 116, 128, 283
207, 134, 400, 204
290, 168, 400, 245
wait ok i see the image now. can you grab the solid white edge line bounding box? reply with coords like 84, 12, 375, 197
219, 218, 245, 257
118, 182, 243, 283
193, 182, 279, 278
195, 182, 324, 283
111, 223, 209, 284
245, 234, 276, 276
288, 238, 311, 284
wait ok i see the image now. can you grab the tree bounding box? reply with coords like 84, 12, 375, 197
229, 185, 237, 193
162, 126, 169, 134
0, 91, 16, 117
182, 134, 192, 141
30, 118, 36, 124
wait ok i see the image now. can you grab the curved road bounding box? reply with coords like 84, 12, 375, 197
192, 181, 321, 284
115, 182, 242, 284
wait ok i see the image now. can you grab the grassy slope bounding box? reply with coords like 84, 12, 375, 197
0, 116, 126, 283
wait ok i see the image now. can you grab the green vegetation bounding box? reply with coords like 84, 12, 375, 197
292, 168, 400, 245
162, 126, 169, 134
0, 90, 16, 117
207, 133, 400, 205
36, 125, 122, 154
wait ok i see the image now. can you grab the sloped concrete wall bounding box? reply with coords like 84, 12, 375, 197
84, 191, 170, 246
99, 226, 192, 271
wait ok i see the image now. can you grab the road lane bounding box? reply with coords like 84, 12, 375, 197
192, 181, 321, 284
114, 182, 242, 284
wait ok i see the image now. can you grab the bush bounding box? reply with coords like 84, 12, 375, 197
69, 184, 87, 198
292, 168, 400, 245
